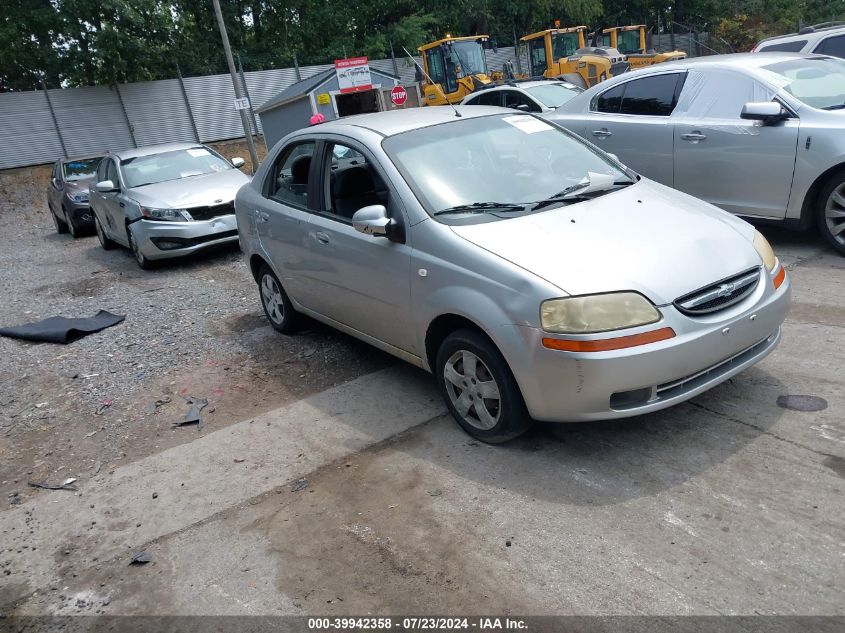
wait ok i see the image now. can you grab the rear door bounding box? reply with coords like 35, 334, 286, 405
672, 68, 799, 218
580, 72, 685, 186
298, 138, 415, 353
255, 140, 321, 304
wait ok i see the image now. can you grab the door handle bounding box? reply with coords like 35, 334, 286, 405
315, 231, 330, 245
682, 132, 707, 142
592, 128, 612, 138
255, 210, 270, 222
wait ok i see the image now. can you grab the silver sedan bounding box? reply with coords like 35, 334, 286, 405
547, 53, 845, 255
236, 106, 790, 443
90, 143, 249, 268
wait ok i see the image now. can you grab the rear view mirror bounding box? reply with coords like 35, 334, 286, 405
95, 180, 118, 193
352, 205, 392, 237
231, 157, 245, 168
740, 102, 788, 125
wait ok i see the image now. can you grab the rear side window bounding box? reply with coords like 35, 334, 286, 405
759, 39, 807, 52
466, 91, 501, 106
814, 35, 845, 58
592, 73, 684, 116
502, 90, 542, 112
267, 142, 317, 208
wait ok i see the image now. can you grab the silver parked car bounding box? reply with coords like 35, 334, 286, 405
47, 155, 103, 237
90, 143, 249, 268
236, 107, 790, 442
461, 80, 583, 113
547, 53, 845, 254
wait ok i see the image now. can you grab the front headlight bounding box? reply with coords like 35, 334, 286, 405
752, 230, 777, 271
540, 292, 661, 334
140, 206, 190, 221
68, 191, 89, 203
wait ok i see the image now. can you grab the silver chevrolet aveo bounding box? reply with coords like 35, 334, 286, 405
236, 106, 791, 443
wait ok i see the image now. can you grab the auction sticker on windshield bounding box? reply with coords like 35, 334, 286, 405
187, 148, 211, 157
502, 115, 554, 134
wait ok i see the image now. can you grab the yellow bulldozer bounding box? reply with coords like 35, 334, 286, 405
594, 25, 687, 69
417, 35, 496, 106
519, 26, 629, 88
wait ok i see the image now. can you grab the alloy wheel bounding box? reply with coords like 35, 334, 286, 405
824, 183, 845, 248
442, 350, 502, 431
260, 273, 285, 325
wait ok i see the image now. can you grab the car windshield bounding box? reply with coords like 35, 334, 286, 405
526, 83, 581, 108
760, 57, 845, 109
382, 114, 628, 221
120, 147, 232, 188
449, 41, 488, 76
63, 158, 101, 182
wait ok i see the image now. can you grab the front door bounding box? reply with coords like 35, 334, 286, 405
672, 69, 799, 218
299, 139, 414, 353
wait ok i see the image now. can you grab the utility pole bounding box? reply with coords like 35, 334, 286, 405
211, 0, 259, 171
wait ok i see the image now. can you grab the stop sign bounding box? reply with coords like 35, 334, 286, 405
390, 85, 408, 106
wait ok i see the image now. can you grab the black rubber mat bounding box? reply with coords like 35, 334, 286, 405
0, 310, 125, 344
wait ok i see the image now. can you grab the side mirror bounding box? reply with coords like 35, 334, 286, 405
95, 180, 118, 193
352, 205, 392, 237
231, 157, 245, 168
740, 102, 788, 125
515, 103, 531, 112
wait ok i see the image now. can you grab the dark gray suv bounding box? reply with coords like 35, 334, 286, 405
47, 156, 103, 237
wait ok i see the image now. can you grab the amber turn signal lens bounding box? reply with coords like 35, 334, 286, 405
773, 265, 786, 290
542, 327, 676, 352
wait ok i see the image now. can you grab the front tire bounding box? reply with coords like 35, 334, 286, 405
127, 227, 153, 270
95, 215, 116, 250
435, 329, 532, 443
51, 204, 68, 234
257, 265, 300, 333
63, 206, 80, 238
818, 171, 845, 255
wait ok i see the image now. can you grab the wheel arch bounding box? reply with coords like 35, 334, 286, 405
800, 163, 845, 230
424, 313, 491, 373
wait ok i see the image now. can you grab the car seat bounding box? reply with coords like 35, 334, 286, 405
332, 166, 381, 217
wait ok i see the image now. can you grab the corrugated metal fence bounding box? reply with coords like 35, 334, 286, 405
0, 46, 528, 170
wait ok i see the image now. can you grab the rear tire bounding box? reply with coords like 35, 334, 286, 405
818, 171, 845, 255
95, 215, 116, 250
257, 265, 300, 334
435, 329, 532, 443
51, 205, 68, 234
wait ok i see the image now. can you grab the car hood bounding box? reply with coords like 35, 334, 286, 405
449, 179, 761, 305
127, 169, 249, 209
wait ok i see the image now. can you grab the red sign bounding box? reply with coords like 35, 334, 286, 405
334, 56, 372, 94
390, 85, 408, 106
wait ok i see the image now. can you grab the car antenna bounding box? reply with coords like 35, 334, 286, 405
402, 46, 461, 117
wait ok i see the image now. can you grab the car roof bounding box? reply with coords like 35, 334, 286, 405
107, 142, 205, 161
60, 154, 104, 164
652, 51, 830, 72
310, 106, 508, 137
757, 23, 845, 45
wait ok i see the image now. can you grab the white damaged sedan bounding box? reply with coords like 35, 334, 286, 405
236, 106, 791, 442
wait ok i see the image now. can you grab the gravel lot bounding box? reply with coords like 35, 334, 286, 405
0, 139, 389, 503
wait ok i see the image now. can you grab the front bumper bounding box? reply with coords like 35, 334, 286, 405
502, 269, 791, 422
131, 214, 239, 261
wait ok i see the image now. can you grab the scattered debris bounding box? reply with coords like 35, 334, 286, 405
129, 549, 152, 565
233, 458, 245, 463
0, 310, 125, 344
28, 478, 78, 491
173, 395, 208, 429
427, 489, 442, 497
94, 399, 113, 415
145, 397, 171, 415
152, 492, 158, 499
291, 478, 308, 492
505, 540, 512, 547
93, 461, 102, 474
776, 395, 828, 412
8, 491, 21, 505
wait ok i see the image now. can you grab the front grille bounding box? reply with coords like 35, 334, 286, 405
674, 268, 760, 316
187, 202, 234, 222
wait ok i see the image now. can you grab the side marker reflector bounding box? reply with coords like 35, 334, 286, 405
542, 327, 676, 352
773, 265, 786, 290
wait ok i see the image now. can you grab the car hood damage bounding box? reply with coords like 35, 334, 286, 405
128, 169, 249, 209
449, 179, 762, 305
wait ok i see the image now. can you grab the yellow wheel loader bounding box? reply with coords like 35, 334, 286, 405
520, 27, 628, 88
417, 36, 495, 106
595, 25, 687, 69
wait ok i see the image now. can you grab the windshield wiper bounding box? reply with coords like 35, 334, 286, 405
531, 179, 634, 211
433, 202, 527, 216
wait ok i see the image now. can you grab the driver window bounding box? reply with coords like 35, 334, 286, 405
268, 142, 316, 208
324, 143, 388, 220
105, 160, 120, 188
96, 158, 109, 183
